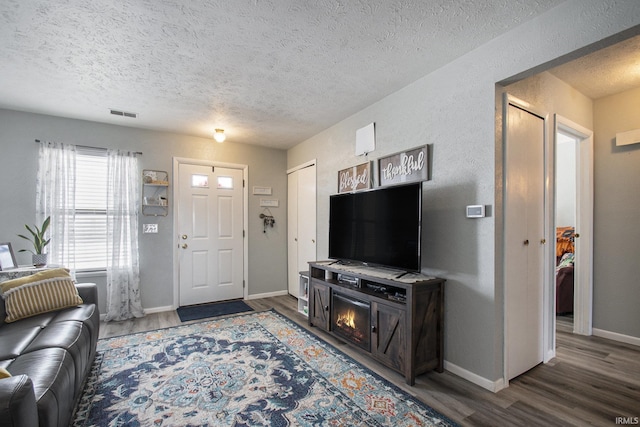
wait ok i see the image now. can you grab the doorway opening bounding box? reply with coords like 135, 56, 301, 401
554, 116, 594, 337
555, 130, 577, 328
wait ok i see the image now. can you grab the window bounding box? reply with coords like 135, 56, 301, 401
217, 176, 233, 189
75, 149, 108, 271
37, 142, 140, 275
191, 174, 209, 188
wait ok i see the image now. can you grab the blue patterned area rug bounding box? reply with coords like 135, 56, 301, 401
73, 310, 458, 426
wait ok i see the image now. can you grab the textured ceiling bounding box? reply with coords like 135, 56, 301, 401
548, 34, 640, 100
1, 0, 569, 149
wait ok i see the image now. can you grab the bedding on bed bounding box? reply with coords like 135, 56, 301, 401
556, 226, 575, 259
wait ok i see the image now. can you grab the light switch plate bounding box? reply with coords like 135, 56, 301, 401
143, 224, 158, 233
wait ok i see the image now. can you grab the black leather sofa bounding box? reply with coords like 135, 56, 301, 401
0, 283, 99, 427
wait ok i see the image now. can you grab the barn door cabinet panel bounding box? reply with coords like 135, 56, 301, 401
308, 279, 330, 331
308, 261, 444, 385
371, 301, 406, 373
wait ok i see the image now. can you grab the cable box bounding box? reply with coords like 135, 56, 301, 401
337, 273, 360, 287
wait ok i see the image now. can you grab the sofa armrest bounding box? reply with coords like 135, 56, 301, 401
76, 282, 98, 306
0, 375, 38, 427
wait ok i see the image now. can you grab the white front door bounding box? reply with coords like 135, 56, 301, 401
178, 163, 244, 306
505, 99, 546, 380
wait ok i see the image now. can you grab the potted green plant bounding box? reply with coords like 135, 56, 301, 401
18, 216, 51, 267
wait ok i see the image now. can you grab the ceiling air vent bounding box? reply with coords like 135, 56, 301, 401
110, 109, 138, 118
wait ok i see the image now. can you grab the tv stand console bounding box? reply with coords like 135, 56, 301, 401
308, 261, 445, 385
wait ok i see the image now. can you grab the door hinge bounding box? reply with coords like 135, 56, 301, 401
243, 280, 245, 288
212, 166, 215, 172
243, 179, 245, 188
243, 230, 245, 238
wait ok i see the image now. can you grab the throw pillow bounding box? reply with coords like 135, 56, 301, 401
0, 268, 83, 323
0, 367, 10, 379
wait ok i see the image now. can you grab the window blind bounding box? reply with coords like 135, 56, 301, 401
75, 149, 108, 271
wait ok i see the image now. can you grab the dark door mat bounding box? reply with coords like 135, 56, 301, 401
177, 300, 254, 322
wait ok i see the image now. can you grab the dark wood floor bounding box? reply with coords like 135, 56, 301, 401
100, 297, 640, 426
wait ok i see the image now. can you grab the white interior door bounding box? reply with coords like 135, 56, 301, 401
287, 171, 299, 296
287, 163, 316, 297
505, 100, 545, 380
178, 163, 244, 306
296, 165, 316, 278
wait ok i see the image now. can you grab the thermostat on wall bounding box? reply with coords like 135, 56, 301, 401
466, 205, 485, 218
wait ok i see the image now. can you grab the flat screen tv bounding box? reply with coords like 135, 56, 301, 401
328, 182, 422, 272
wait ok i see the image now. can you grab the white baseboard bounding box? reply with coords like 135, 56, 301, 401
593, 328, 640, 347
544, 348, 556, 363
444, 360, 506, 393
246, 290, 289, 300
100, 305, 174, 321
144, 305, 174, 315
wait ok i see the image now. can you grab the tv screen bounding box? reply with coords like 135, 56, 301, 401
329, 183, 422, 272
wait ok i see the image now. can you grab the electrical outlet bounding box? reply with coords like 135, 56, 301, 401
143, 224, 158, 233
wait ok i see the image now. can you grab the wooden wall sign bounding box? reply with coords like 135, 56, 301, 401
378, 145, 428, 186
338, 162, 371, 193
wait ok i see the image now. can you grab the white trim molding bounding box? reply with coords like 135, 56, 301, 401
444, 360, 507, 393
245, 290, 289, 300
286, 159, 316, 175
593, 328, 640, 347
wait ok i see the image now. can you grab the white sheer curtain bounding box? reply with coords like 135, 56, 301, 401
37, 142, 144, 321
36, 141, 76, 269
105, 149, 144, 321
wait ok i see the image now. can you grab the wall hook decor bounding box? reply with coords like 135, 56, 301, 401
259, 209, 275, 233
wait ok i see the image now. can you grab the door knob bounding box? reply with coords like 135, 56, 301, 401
523, 239, 529, 245
575, 233, 580, 238
371, 325, 377, 333
181, 234, 188, 240
181, 243, 188, 249
540, 239, 546, 244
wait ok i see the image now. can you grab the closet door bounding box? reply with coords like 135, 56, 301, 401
287, 171, 299, 296
505, 100, 545, 380
297, 165, 316, 274
287, 163, 316, 297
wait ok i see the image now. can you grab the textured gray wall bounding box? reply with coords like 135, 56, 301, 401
593, 87, 640, 338
0, 0, 637, 389
288, 0, 640, 384
0, 109, 288, 312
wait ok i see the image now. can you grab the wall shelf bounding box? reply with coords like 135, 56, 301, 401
142, 169, 169, 216
298, 271, 309, 316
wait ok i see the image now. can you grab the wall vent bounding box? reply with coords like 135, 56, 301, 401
110, 109, 138, 118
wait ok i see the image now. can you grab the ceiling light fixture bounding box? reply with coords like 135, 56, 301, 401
213, 128, 226, 143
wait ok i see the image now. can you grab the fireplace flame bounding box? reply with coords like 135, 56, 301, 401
336, 309, 357, 329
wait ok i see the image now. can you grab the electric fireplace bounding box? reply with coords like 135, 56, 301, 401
331, 292, 370, 351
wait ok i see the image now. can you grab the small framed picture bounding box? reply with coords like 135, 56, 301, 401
0, 242, 18, 271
